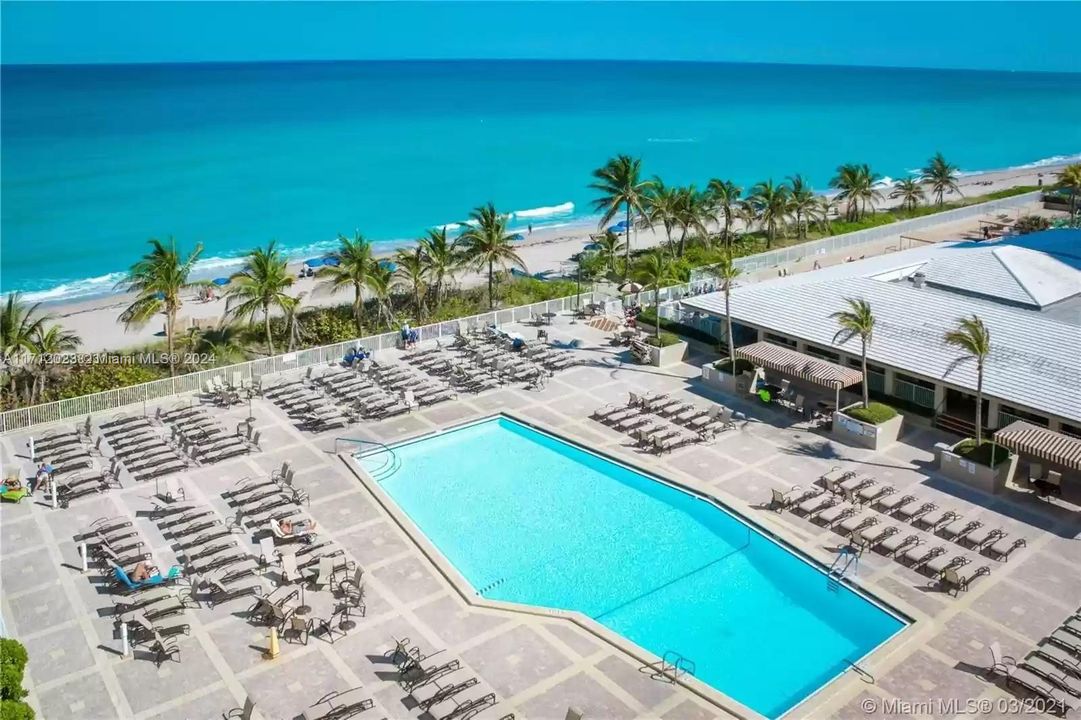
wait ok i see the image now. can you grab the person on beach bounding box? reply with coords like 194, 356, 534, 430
528, 224, 533, 234
131, 561, 159, 582
30, 461, 51, 496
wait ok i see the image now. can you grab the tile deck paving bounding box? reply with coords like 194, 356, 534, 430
2, 314, 1079, 720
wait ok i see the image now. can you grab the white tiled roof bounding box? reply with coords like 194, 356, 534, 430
682, 230, 1081, 423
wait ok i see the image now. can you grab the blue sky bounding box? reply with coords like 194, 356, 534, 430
3, 1, 1079, 73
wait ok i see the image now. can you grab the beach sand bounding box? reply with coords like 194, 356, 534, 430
43, 162, 1066, 352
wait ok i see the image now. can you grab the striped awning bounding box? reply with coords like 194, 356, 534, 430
735, 341, 863, 389
994, 421, 1081, 471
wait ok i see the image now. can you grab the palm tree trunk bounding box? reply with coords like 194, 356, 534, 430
353, 284, 363, 335
677, 228, 687, 258
723, 213, 731, 249
654, 291, 661, 339
487, 259, 494, 309
725, 287, 735, 372
975, 362, 984, 444
861, 340, 870, 408
623, 203, 631, 280
264, 305, 275, 356
166, 307, 176, 377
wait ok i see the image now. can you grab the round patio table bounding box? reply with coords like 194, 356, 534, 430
542, 312, 557, 325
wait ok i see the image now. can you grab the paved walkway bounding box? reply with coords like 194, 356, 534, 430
2, 315, 1079, 720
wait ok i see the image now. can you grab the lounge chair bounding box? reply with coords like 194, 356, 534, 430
940, 565, 990, 595
412, 676, 478, 711
768, 485, 804, 512
430, 692, 497, 720
1004, 664, 1077, 713
1035, 641, 1081, 674
901, 544, 945, 570
819, 467, 855, 493
914, 508, 960, 531
301, 688, 374, 720
962, 526, 1006, 550
874, 493, 915, 513
815, 502, 857, 528
113, 564, 183, 591
857, 483, 893, 505
985, 537, 1026, 561
923, 553, 968, 578
877, 533, 921, 558
838, 513, 877, 536
793, 489, 831, 516
1050, 629, 1081, 654
853, 525, 898, 554
1020, 654, 1081, 696
896, 501, 937, 523
939, 519, 982, 543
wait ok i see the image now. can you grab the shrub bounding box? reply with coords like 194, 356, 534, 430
844, 402, 898, 425
43, 364, 165, 401
953, 439, 1011, 468
0, 638, 33, 720
645, 331, 681, 348
1013, 214, 1052, 234
713, 357, 755, 375
296, 307, 362, 345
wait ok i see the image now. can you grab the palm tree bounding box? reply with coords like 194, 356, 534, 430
673, 185, 712, 256
810, 195, 836, 235
226, 241, 295, 356
394, 246, 428, 319
589, 155, 653, 277
944, 315, 992, 443
365, 262, 396, 329
890, 178, 927, 213
418, 228, 459, 309
595, 231, 625, 278
712, 253, 742, 373
1056, 163, 1081, 220
116, 237, 203, 376
643, 178, 681, 252
748, 180, 790, 248
458, 203, 526, 309
786, 174, 816, 240
921, 152, 962, 207
29, 324, 81, 403
631, 251, 679, 339
317, 232, 375, 335
282, 293, 307, 353
736, 200, 760, 236
191, 324, 248, 365
707, 178, 742, 247
1, 293, 51, 398
829, 164, 882, 221
830, 298, 875, 409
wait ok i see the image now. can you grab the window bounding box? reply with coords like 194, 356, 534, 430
804, 344, 839, 363
998, 405, 1049, 428
764, 333, 797, 349
894, 372, 935, 391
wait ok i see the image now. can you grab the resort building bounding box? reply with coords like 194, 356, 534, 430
680, 229, 1081, 437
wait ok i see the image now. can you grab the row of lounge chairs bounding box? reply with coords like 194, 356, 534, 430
990, 604, 1081, 713
100, 415, 190, 482
591, 392, 739, 452
160, 406, 258, 463
266, 377, 357, 429
386, 638, 505, 720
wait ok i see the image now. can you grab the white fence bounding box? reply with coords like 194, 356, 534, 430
0, 293, 592, 434
690, 191, 1043, 280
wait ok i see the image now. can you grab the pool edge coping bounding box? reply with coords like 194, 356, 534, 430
338, 411, 933, 720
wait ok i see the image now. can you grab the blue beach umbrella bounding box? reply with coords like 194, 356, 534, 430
322, 256, 340, 267
211, 277, 230, 286
584, 242, 602, 252
511, 233, 525, 241
153, 291, 166, 300
378, 260, 398, 272
304, 257, 325, 268
613, 220, 631, 231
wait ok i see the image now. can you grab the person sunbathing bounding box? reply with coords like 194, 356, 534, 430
4, 476, 23, 491
131, 561, 160, 582
278, 518, 317, 536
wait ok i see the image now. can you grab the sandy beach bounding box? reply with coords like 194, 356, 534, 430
40, 161, 1068, 352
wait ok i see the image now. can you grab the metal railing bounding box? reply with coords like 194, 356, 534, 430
892, 378, 936, 409
0, 293, 592, 434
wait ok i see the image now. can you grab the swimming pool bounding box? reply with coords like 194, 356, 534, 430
357, 416, 906, 718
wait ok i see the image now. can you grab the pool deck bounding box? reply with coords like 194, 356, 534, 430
2, 314, 1080, 720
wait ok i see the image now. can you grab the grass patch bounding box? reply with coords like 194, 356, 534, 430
637, 308, 717, 346
953, 439, 1012, 468
843, 402, 898, 425
713, 357, 755, 375
645, 331, 682, 348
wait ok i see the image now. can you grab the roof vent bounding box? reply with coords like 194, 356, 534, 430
911, 272, 926, 289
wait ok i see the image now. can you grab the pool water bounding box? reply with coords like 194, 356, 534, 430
359, 417, 906, 718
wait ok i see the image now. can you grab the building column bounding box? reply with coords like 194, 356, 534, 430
986, 398, 1001, 429
882, 367, 896, 396
933, 383, 947, 414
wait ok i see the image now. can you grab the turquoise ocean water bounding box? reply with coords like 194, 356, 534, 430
365, 417, 906, 718
2, 60, 1080, 302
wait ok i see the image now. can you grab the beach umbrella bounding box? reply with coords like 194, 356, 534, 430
211, 277, 230, 286
511, 233, 525, 241
304, 257, 325, 268
378, 260, 398, 272
584, 242, 602, 252
322, 256, 341, 267
618, 281, 643, 294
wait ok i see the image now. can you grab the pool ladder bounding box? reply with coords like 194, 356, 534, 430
335, 437, 401, 480
653, 650, 696, 683
827, 549, 858, 592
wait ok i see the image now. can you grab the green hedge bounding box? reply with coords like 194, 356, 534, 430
645, 332, 682, 348
713, 357, 754, 375
954, 439, 1011, 468
0, 638, 33, 720
844, 402, 898, 425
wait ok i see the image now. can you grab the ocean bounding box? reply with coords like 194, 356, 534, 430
2, 59, 1080, 303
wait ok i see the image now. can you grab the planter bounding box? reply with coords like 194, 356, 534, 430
648, 340, 688, 367
832, 404, 904, 451
935, 442, 1018, 495
701, 362, 742, 394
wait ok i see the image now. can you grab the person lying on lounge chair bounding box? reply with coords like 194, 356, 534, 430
278, 518, 317, 536
131, 561, 161, 582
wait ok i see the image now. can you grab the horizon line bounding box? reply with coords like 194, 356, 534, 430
3, 56, 1079, 77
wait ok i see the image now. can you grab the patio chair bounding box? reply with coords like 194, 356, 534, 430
914, 508, 960, 531
896, 501, 937, 523
768, 485, 804, 512
1035, 641, 1081, 674
150, 630, 181, 667
940, 564, 991, 595
309, 556, 337, 592
1004, 664, 1077, 713
301, 688, 374, 720
1028, 463, 1044, 484
1022, 655, 1081, 697
280, 553, 304, 584
900, 545, 945, 571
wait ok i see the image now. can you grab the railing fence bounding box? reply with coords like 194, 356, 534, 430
0, 293, 592, 434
